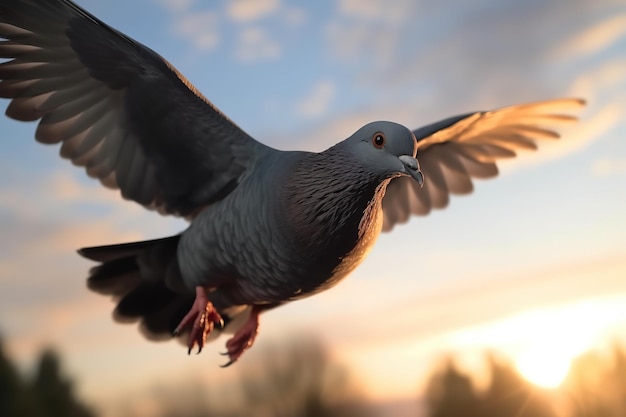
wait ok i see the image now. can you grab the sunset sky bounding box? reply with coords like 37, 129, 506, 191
0, 0, 625, 415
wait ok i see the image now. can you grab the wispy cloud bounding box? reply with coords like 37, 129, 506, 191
226, 0, 281, 22
154, 0, 222, 53
173, 11, 220, 52
325, 0, 413, 66
338, 0, 415, 23
343, 254, 624, 339
555, 13, 626, 60
569, 58, 626, 101
296, 80, 336, 118
157, 0, 292, 58
157, 0, 196, 13
591, 158, 626, 177
281, 6, 307, 26
234, 26, 281, 62
0, 166, 188, 402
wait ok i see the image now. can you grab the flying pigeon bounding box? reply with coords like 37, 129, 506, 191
0, 0, 584, 366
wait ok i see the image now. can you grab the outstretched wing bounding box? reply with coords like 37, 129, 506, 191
381, 98, 585, 231
0, 0, 270, 216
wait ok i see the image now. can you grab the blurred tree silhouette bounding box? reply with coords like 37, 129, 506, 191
426, 354, 557, 417
155, 337, 374, 417
0, 335, 36, 417
236, 338, 371, 417
565, 342, 626, 417
426, 357, 482, 417
0, 335, 96, 417
482, 354, 556, 417
30, 348, 96, 417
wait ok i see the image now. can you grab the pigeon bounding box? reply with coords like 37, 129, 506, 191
0, 0, 584, 366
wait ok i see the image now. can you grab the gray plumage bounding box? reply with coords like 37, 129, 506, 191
0, 0, 584, 363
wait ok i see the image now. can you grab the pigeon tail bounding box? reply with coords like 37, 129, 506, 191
80, 235, 253, 349
80, 235, 195, 341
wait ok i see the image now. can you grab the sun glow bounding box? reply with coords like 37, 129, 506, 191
515, 344, 572, 388
511, 303, 606, 389
446, 298, 626, 391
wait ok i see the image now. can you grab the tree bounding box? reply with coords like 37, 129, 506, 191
426, 357, 482, 417
565, 342, 626, 417
153, 337, 374, 417
425, 353, 557, 417
30, 348, 96, 417
481, 354, 557, 417
0, 335, 34, 417
236, 338, 372, 417
0, 335, 96, 417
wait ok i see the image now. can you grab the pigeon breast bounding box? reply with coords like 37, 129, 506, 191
177, 143, 389, 307
279, 142, 389, 296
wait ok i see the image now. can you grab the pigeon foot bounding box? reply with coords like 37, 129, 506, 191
173, 286, 224, 354
220, 306, 260, 367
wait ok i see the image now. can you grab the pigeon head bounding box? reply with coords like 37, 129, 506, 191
346, 121, 424, 186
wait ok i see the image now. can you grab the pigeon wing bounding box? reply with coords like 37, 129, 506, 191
381, 98, 586, 231
0, 0, 268, 217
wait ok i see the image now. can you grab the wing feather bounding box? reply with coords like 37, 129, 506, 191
0, 0, 270, 216
382, 98, 585, 231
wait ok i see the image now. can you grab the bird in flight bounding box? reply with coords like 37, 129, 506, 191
0, 0, 584, 366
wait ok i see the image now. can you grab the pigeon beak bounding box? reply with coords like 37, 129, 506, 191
399, 155, 424, 187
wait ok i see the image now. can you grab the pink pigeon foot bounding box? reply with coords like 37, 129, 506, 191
220, 306, 261, 367
173, 286, 224, 354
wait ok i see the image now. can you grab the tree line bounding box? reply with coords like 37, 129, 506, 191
0, 336, 94, 417
1, 333, 625, 417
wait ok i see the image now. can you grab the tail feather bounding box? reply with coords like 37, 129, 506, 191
80, 234, 249, 346
114, 283, 178, 322
87, 256, 142, 298
78, 236, 180, 262
80, 234, 192, 340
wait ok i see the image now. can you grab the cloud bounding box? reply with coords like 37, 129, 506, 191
281, 7, 307, 26
325, 0, 417, 69
173, 11, 220, 52
591, 158, 626, 177
226, 0, 280, 22
316, 253, 626, 351
0, 170, 153, 227
157, 0, 196, 12
325, 0, 413, 66
157, 0, 296, 58
296, 81, 336, 118
273, 101, 424, 152
0, 165, 189, 404
234, 26, 281, 62
338, 0, 415, 23
569, 58, 626, 102
555, 13, 626, 60
154, 0, 222, 53
0, 169, 184, 298
48, 171, 129, 205
318, 0, 626, 124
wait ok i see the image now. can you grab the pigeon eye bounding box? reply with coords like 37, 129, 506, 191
372, 133, 386, 149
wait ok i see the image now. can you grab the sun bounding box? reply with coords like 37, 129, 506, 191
510, 304, 602, 389
515, 344, 572, 389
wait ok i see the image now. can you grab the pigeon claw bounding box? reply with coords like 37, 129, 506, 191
220, 306, 260, 367
172, 286, 223, 355
188, 307, 223, 355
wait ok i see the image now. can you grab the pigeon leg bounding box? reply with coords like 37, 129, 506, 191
173, 286, 224, 354
221, 306, 261, 367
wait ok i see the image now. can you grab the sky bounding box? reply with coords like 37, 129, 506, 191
0, 0, 625, 415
